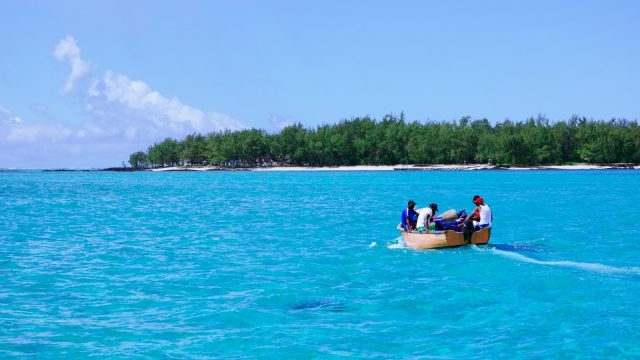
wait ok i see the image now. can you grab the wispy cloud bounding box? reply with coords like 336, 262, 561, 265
270, 115, 296, 130
53, 35, 89, 93
0, 105, 22, 124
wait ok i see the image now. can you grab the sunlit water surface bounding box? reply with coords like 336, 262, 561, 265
1, 170, 639, 358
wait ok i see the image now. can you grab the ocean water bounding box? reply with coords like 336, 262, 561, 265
1, 170, 639, 359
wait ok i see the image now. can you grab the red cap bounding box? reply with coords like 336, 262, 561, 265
473, 197, 483, 205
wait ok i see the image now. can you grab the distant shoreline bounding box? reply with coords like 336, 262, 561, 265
115, 163, 639, 172
4, 163, 633, 172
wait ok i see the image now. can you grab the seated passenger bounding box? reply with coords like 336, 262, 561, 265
416, 203, 439, 232
401, 200, 419, 231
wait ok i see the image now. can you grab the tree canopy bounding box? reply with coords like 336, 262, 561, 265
130, 114, 640, 168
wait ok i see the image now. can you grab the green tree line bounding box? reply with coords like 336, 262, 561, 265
129, 114, 640, 168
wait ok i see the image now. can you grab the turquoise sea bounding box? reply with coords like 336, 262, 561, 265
1, 170, 639, 359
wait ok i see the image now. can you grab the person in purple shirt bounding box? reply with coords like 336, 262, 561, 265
401, 200, 419, 231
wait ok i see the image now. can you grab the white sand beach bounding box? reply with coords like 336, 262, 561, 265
149, 166, 222, 171
147, 163, 636, 172
254, 165, 397, 171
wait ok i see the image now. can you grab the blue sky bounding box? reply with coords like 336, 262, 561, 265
1, 0, 639, 168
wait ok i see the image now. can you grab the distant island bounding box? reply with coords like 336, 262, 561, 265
126, 114, 640, 170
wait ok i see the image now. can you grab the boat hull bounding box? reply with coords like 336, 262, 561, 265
397, 224, 491, 249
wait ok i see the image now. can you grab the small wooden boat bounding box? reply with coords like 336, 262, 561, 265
397, 224, 491, 249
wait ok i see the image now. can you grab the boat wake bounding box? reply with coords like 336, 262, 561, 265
387, 236, 407, 249
474, 245, 640, 276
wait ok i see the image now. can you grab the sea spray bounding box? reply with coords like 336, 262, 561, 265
387, 236, 406, 249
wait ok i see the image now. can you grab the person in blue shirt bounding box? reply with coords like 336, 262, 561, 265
401, 200, 419, 231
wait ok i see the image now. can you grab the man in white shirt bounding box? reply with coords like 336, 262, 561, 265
469, 196, 492, 227
415, 203, 439, 232
462, 195, 492, 242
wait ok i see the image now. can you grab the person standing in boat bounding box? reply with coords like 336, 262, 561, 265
416, 203, 439, 232
401, 200, 419, 231
461, 195, 492, 242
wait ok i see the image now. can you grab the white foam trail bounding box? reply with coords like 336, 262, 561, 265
387, 236, 406, 249
369, 242, 377, 248
475, 246, 640, 276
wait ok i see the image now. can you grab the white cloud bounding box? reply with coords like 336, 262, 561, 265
0, 35, 247, 168
53, 35, 89, 93
87, 71, 245, 134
